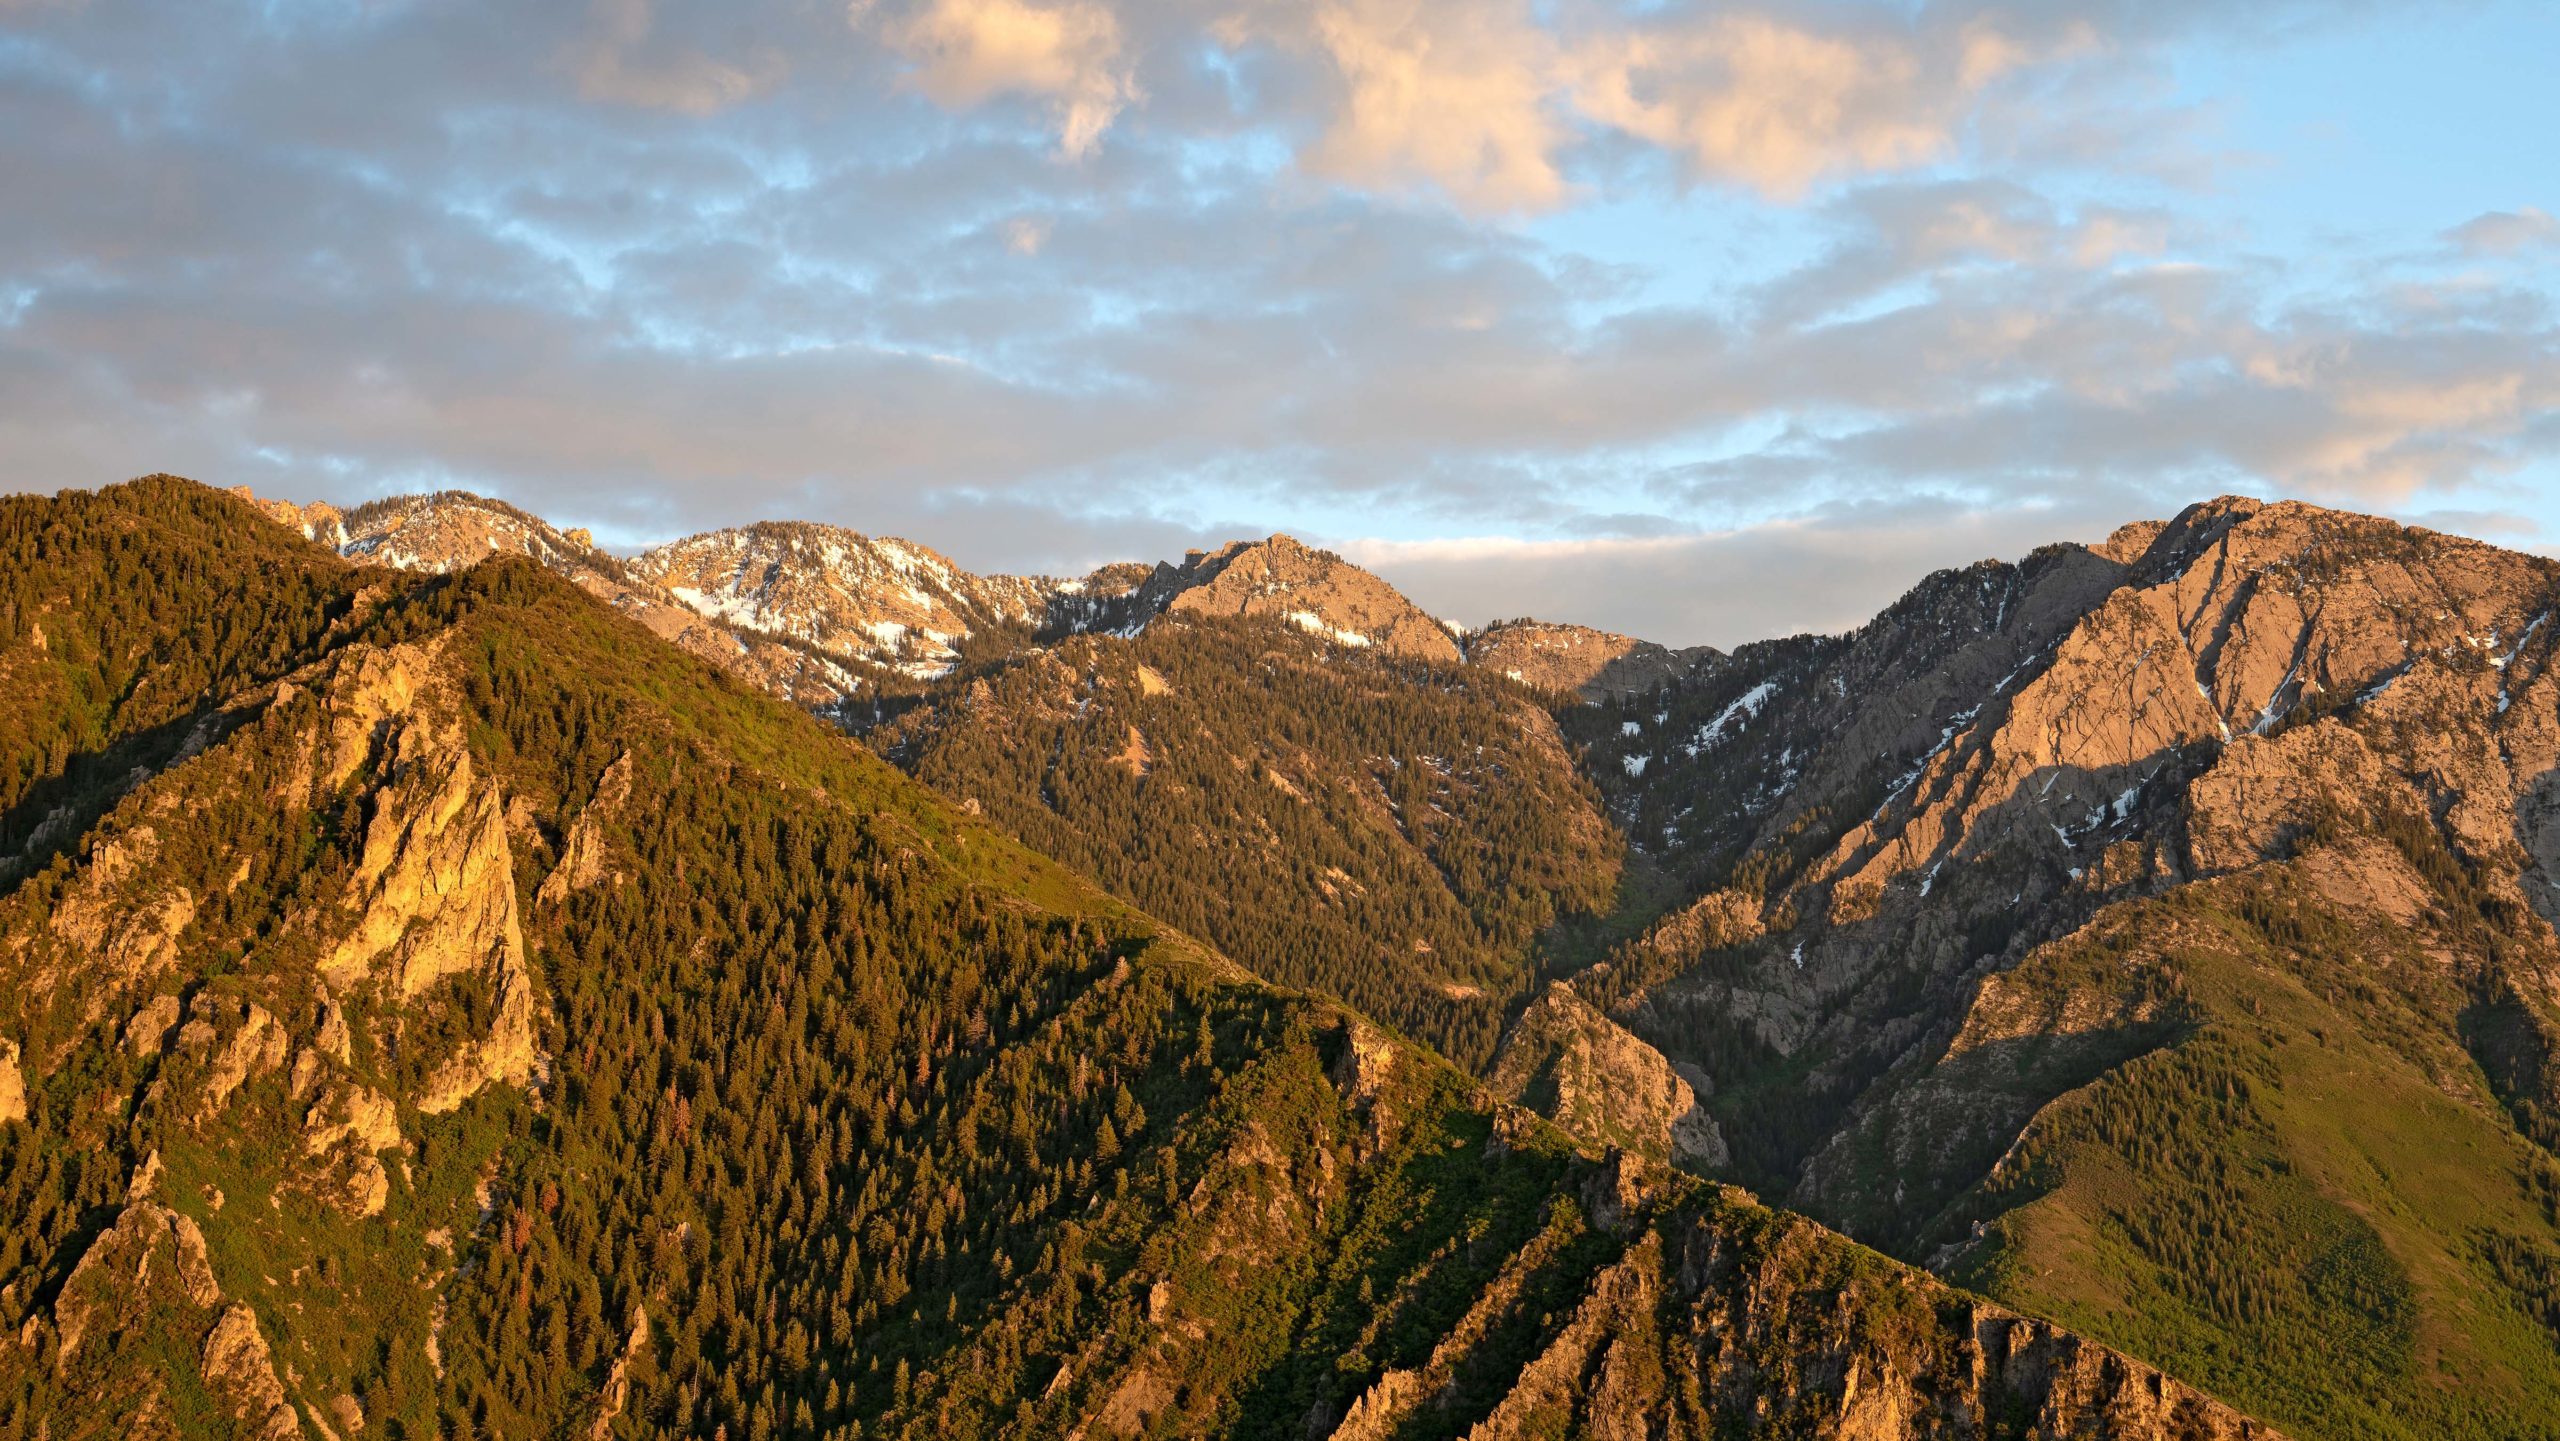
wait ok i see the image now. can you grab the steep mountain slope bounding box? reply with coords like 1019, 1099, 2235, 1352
873, 615, 1620, 1071
0, 477, 2281, 1440
1534, 497, 2560, 1439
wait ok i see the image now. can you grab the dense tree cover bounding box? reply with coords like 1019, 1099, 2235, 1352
0, 500, 1662, 1440
0, 477, 364, 884
874, 619, 1622, 1071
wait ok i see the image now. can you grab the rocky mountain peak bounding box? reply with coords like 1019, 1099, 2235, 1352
232, 488, 872, 713
629, 520, 1058, 681
1134, 532, 1464, 664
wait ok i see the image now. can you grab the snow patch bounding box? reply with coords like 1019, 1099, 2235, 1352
1685, 680, 1778, 756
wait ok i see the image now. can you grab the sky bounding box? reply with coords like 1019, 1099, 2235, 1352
3, 0, 2556, 646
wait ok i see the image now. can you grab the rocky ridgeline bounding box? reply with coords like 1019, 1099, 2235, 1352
238, 490, 1614, 703
1488, 982, 1729, 1169
1122, 534, 1466, 663
1566, 495, 2558, 1114
1464, 618, 1712, 701
232, 488, 873, 712
1515, 494, 2560, 1434
627, 521, 1065, 681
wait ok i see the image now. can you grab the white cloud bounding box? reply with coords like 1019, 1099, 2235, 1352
1258, 0, 1571, 212
1564, 12, 2069, 201
879, 0, 1135, 157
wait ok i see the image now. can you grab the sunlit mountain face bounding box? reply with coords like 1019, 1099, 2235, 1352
6, 4, 2560, 1439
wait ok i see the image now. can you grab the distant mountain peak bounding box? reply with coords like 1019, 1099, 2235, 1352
1464, 618, 1712, 701
1134, 531, 1464, 664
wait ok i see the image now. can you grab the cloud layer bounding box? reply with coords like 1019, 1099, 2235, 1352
1, 0, 2554, 644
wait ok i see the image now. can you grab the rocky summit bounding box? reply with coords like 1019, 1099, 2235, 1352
6, 476, 2560, 1439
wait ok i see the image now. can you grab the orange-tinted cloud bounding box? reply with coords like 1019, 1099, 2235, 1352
878, 0, 1135, 157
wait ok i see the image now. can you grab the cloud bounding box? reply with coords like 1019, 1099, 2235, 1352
1564, 11, 2068, 200
849, 0, 2216, 211
1, 0, 2553, 647
879, 0, 1135, 156
572, 0, 787, 114
1249, 0, 1570, 211
1338, 490, 2161, 647
2447, 207, 2560, 257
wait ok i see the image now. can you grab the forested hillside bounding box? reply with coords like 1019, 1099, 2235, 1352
0, 478, 2277, 1440
872, 618, 1621, 1071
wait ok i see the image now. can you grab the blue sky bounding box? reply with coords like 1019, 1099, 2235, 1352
3, 0, 2554, 644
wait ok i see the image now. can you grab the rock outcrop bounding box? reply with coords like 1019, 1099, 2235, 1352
317, 652, 537, 1113
537, 752, 634, 907
46, 1202, 301, 1439
0, 1039, 24, 1126
1490, 981, 1728, 1170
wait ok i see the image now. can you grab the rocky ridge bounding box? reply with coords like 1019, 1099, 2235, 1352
1122, 534, 1466, 664
1487, 981, 1728, 1169
1532, 495, 2560, 1436
231, 488, 873, 713
241, 491, 1539, 700
1464, 618, 1712, 701
628, 520, 1065, 681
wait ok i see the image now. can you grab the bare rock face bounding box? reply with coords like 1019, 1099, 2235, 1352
1465, 619, 1710, 701
177, 995, 291, 1121
316, 653, 537, 1114
536, 752, 634, 907
633, 522, 1060, 681
586, 1305, 650, 1441
1329, 1018, 1401, 1138
201, 1304, 299, 1439
46, 822, 199, 996
302, 1081, 403, 1215
230, 485, 346, 549
0, 1039, 25, 1126
123, 993, 182, 1055
53, 1202, 222, 1357
1490, 982, 1728, 1170
1140, 535, 1462, 664
324, 713, 519, 1005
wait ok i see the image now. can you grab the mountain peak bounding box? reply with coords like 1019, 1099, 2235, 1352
1142, 532, 1463, 663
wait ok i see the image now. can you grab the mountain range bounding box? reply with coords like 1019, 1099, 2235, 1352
4, 475, 2558, 1438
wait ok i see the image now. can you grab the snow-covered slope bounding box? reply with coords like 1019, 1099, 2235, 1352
232, 489, 870, 711
630, 522, 1066, 681
239, 489, 1659, 709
